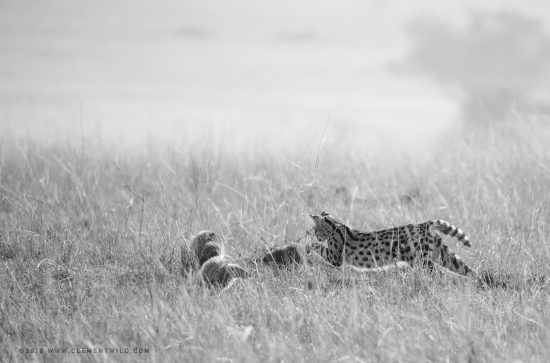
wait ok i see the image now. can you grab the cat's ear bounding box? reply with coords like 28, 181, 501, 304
310, 214, 322, 222
310, 212, 329, 221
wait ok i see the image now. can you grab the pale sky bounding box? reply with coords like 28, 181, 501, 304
1, 0, 548, 150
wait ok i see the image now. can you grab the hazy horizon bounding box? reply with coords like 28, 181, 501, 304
1, 0, 549, 151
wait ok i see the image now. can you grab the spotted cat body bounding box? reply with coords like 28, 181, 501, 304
308, 212, 476, 278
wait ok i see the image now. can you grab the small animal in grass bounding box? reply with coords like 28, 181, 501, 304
307, 212, 476, 278
190, 231, 224, 266
261, 245, 303, 266
181, 231, 223, 276
200, 256, 250, 288
187, 230, 250, 288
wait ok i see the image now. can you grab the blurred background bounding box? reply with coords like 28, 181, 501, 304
1, 0, 549, 152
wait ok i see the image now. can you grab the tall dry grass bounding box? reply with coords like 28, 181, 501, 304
0, 116, 549, 362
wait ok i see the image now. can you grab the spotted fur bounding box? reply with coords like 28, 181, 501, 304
307, 212, 476, 278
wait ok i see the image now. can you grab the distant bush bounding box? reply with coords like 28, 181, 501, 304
395, 11, 550, 125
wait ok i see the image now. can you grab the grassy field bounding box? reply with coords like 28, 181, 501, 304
0, 117, 549, 362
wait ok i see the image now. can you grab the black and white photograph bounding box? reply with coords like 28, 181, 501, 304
1, 0, 549, 362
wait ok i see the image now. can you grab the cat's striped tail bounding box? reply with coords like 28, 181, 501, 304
428, 219, 472, 247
